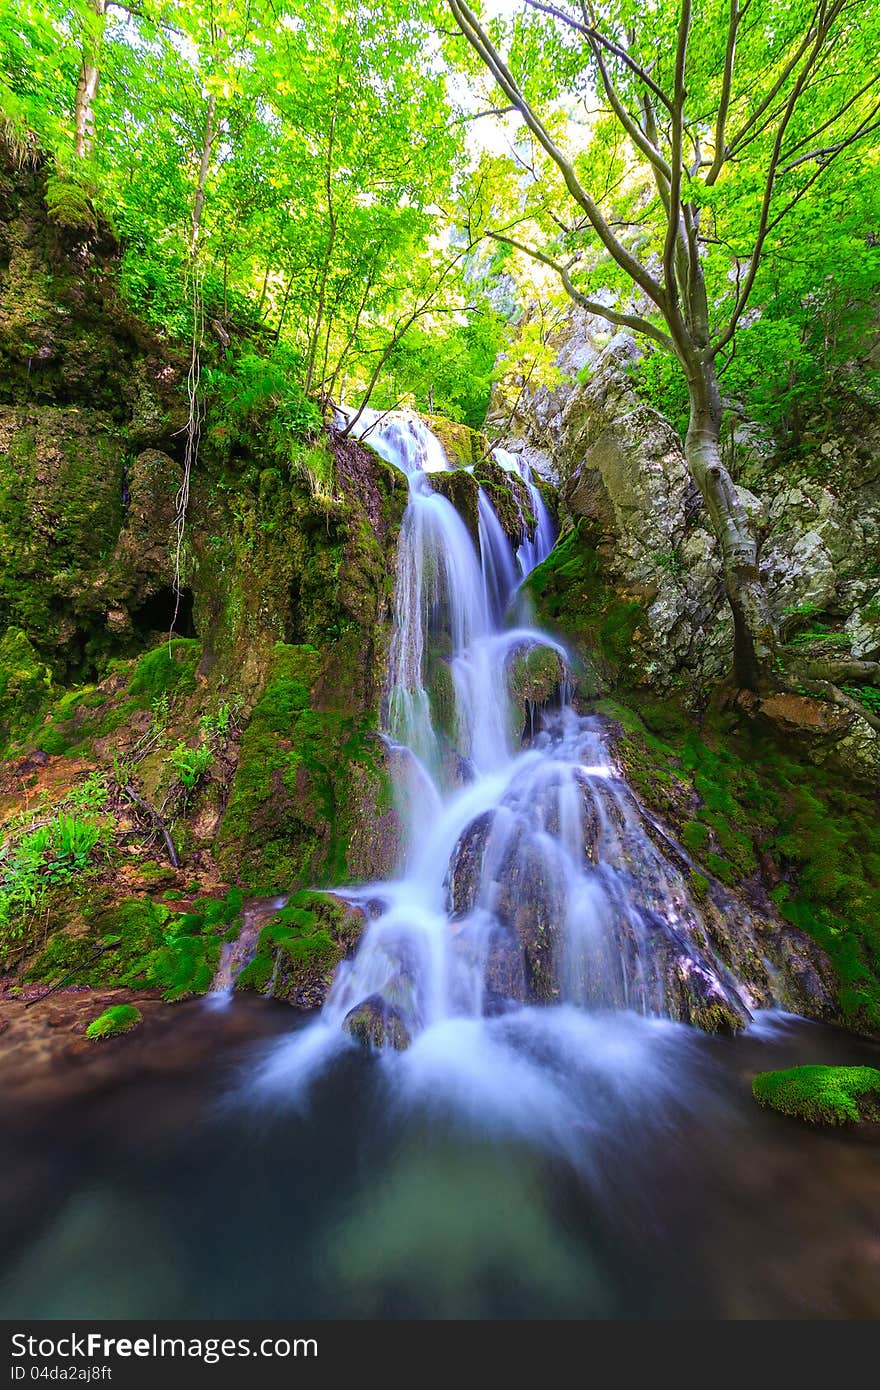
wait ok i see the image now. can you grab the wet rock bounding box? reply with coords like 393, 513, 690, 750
343, 995, 411, 1050
507, 642, 567, 710
662, 950, 752, 1033
429, 469, 479, 543
446, 811, 495, 917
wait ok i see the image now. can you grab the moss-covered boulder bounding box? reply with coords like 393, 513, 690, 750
85, 1003, 142, 1041
234, 890, 364, 1008
343, 994, 411, 1050
507, 642, 567, 710
594, 696, 878, 1035
752, 1064, 880, 1126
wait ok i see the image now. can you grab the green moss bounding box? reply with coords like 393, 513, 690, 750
508, 644, 565, 709
128, 639, 200, 701
526, 521, 645, 684
85, 1003, 142, 1041
0, 627, 53, 749
682, 821, 710, 853
26, 637, 201, 756
217, 643, 390, 893
28, 888, 243, 1002
425, 415, 484, 466
752, 1064, 880, 1125
235, 889, 358, 1002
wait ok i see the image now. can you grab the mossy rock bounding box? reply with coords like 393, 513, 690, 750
343, 994, 411, 1050
473, 456, 534, 543
428, 468, 480, 543
526, 520, 645, 686
752, 1065, 880, 1126
217, 642, 398, 894
85, 1004, 142, 1041
592, 694, 880, 1035
508, 642, 566, 709
235, 889, 364, 1008
425, 414, 484, 466
0, 627, 53, 749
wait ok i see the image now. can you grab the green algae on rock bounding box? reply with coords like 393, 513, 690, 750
752, 1065, 880, 1126
85, 1003, 142, 1041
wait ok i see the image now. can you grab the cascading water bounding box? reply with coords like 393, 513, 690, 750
255, 409, 801, 1130
494, 445, 557, 578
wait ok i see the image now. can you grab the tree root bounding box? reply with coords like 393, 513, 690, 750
796, 678, 880, 735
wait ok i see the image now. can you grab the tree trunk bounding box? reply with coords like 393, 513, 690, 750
74, 0, 107, 159
684, 358, 777, 690
190, 93, 217, 253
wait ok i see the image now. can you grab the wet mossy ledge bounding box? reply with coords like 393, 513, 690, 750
585, 697, 880, 1038
752, 1065, 880, 1127
235, 890, 363, 1008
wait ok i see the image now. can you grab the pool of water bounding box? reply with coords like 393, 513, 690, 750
1, 1001, 878, 1320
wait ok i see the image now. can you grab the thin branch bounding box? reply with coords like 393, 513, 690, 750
712, 1, 847, 356
662, 0, 690, 317
706, 0, 745, 184
523, 0, 674, 112
447, 0, 668, 312
487, 230, 675, 350
725, 0, 826, 155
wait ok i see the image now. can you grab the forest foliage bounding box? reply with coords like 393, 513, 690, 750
0, 1, 878, 444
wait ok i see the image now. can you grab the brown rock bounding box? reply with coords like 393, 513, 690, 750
756, 692, 851, 737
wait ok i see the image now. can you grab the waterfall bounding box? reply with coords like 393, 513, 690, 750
258, 407, 773, 1081
493, 445, 557, 576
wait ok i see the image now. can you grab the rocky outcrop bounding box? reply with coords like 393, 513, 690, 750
498, 312, 880, 684
497, 308, 880, 781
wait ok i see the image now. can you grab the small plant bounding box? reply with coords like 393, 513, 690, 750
66, 771, 109, 814
842, 684, 880, 717
167, 741, 213, 794
0, 811, 110, 962
200, 703, 232, 742
653, 547, 683, 577
85, 1004, 142, 1041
